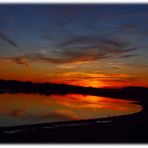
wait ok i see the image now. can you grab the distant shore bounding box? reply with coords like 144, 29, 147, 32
0, 79, 147, 101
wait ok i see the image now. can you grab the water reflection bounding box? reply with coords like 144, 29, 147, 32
0, 93, 142, 127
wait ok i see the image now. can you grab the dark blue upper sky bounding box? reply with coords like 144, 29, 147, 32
0, 4, 148, 56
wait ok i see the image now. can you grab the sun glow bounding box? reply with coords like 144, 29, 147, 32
63, 80, 105, 88
86, 80, 104, 88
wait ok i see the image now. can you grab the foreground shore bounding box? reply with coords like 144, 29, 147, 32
0, 109, 147, 143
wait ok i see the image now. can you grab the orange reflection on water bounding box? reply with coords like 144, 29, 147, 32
0, 93, 142, 127
47, 94, 140, 111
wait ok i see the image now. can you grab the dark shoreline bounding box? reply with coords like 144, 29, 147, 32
0, 110, 146, 143
0, 79, 147, 101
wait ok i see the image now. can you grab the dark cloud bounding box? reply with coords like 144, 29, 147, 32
2, 53, 71, 67
55, 36, 138, 63
0, 32, 17, 47
119, 54, 137, 58
1, 35, 138, 67
56, 36, 134, 53
0, 34, 138, 68
0, 32, 20, 54
26, 52, 103, 64
2, 56, 30, 68
56, 36, 98, 48
25, 53, 69, 64
10, 57, 30, 68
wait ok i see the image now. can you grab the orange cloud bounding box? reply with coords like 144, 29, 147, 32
45, 72, 131, 88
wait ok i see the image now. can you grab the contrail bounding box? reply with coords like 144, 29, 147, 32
0, 32, 31, 68
0, 32, 21, 54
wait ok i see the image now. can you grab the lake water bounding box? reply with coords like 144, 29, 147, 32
0, 93, 142, 127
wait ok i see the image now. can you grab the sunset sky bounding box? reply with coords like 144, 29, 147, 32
0, 4, 148, 88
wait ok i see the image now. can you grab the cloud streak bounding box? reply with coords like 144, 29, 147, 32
0, 35, 138, 68
0, 32, 21, 54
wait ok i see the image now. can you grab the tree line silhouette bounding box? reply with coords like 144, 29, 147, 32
0, 79, 147, 102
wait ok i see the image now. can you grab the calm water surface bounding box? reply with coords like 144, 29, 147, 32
0, 93, 142, 127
